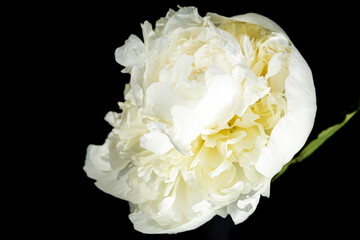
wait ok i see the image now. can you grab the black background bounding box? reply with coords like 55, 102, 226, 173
17, 1, 360, 239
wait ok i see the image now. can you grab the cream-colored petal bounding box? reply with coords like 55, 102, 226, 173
84, 144, 110, 180
230, 13, 287, 36
115, 35, 146, 71
256, 46, 316, 178
159, 7, 203, 36
140, 122, 174, 155
227, 193, 261, 224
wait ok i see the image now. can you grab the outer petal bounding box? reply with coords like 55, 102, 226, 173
227, 180, 270, 223
84, 143, 111, 180
84, 142, 132, 200
207, 12, 286, 37
230, 13, 287, 37
255, 46, 316, 178
156, 7, 203, 36
129, 200, 216, 234
115, 36, 147, 107
115, 35, 146, 72
227, 193, 261, 224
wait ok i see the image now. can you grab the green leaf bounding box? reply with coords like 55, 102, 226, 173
272, 106, 359, 182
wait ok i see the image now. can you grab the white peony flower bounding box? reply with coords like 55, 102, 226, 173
84, 6, 316, 234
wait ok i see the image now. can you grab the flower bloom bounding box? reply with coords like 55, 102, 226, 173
84, 7, 316, 234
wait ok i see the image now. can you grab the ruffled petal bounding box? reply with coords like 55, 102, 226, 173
156, 7, 203, 37
140, 122, 174, 155
84, 141, 133, 200
115, 35, 146, 72
84, 143, 111, 180
129, 198, 216, 234
227, 193, 261, 224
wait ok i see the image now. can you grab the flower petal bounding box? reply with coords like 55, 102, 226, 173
129, 200, 216, 234
140, 122, 174, 155
157, 7, 203, 36
144, 81, 185, 123
170, 67, 241, 154
230, 13, 287, 36
255, 46, 316, 178
84, 142, 133, 200
115, 35, 146, 71
83, 143, 111, 180
227, 193, 261, 224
